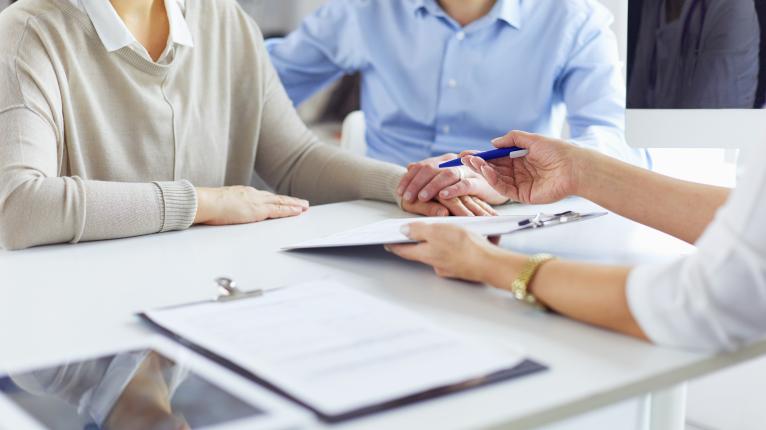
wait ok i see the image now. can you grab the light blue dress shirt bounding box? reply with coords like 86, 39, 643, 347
267, 0, 641, 166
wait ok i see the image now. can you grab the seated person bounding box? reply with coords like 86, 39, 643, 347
0, 0, 494, 251
267, 0, 644, 204
628, 0, 760, 109
388, 131, 766, 352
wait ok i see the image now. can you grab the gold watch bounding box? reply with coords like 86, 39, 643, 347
511, 254, 556, 310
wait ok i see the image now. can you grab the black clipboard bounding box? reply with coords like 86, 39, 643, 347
139, 278, 548, 424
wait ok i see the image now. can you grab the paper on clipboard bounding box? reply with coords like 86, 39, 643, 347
282, 215, 533, 250
282, 212, 607, 250
141, 280, 543, 421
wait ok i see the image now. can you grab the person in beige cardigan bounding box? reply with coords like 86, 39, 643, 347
0, 0, 496, 250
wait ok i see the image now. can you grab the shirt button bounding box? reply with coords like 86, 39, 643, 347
442, 125, 451, 134
447, 79, 458, 89
456, 31, 466, 41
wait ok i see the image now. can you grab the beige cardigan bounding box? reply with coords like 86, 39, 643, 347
0, 0, 405, 250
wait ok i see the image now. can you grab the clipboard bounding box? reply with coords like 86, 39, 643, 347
282, 210, 608, 250
139, 279, 548, 423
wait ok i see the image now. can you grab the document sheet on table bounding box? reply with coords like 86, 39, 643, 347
142, 280, 526, 417
282, 215, 534, 250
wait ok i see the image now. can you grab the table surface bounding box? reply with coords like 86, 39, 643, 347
2, 198, 765, 430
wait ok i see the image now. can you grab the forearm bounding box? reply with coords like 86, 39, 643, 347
256, 58, 404, 204
0, 108, 196, 250
484, 249, 646, 340
0, 176, 195, 250
576, 150, 730, 244
287, 141, 405, 204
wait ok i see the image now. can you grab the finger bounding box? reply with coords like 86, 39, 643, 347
270, 194, 310, 208
434, 153, 459, 162
266, 204, 306, 219
460, 196, 491, 216
418, 169, 461, 202
439, 197, 472, 216
468, 155, 488, 170
397, 164, 422, 196
385, 243, 433, 265
407, 200, 449, 217
467, 157, 500, 187
473, 197, 498, 215
439, 177, 480, 199
459, 150, 480, 158
400, 221, 438, 242
403, 166, 440, 202
491, 130, 537, 149
460, 155, 479, 173
480, 164, 499, 187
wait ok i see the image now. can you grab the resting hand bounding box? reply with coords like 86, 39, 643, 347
402, 195, 497, 217
397, 154, 509, 206
194, 186, 309, 225
386, 223, 503, 282
462, 131, 582, 204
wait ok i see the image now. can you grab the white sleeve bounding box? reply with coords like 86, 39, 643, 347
626, 147, 766, 352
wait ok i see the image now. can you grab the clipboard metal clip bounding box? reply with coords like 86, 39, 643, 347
516, 211, 607, 231
215, 277, 264, 302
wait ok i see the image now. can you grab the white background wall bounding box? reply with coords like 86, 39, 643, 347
600, 0, 628, 63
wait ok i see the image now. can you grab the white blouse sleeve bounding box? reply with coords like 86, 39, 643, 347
626, 146, 766, 352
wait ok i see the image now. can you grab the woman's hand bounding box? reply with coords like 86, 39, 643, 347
402, 195, 497, 217
397, 154, 509, 206
194, 186, 309, 225
386, 223, 518, 284
461, 131, 587, 204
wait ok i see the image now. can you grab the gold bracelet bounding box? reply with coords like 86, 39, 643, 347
511, 254, 556, 310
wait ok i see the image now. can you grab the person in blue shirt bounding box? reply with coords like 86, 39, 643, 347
267, 0, 643, 206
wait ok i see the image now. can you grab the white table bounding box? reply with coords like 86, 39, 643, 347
2, 198, 765, 430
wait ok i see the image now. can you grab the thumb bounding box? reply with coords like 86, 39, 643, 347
401, 222, 435, 242
491, 130, 537, 150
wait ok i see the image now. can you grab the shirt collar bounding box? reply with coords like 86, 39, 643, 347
406, 0, 522, 29
76, 0, 194, 53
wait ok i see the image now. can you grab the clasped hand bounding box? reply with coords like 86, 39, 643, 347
192, 151, 517, 226
388, 131, 585, 281
396, 153, 511, 217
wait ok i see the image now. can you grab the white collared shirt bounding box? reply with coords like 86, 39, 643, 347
68, 0, 194, 64
627, 145, 766, 352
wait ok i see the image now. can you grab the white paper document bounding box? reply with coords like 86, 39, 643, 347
282, 215, 534, 250
143, 281, 527, 418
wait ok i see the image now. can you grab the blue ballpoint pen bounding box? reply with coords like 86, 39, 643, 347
438, 147, 529, 168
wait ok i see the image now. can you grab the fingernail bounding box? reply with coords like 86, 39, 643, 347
400, 225, 410, 237
491, 137, 502, 144
440, 190, 449, 198
438, 210, 448, 216
419, 191, 428, 200
384, 245, 392, 253
403, 192, 413, 201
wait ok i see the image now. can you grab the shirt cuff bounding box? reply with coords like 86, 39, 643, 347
153, 180, 197, 232
626, 260, 688, 348
360, 166, 406, 205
